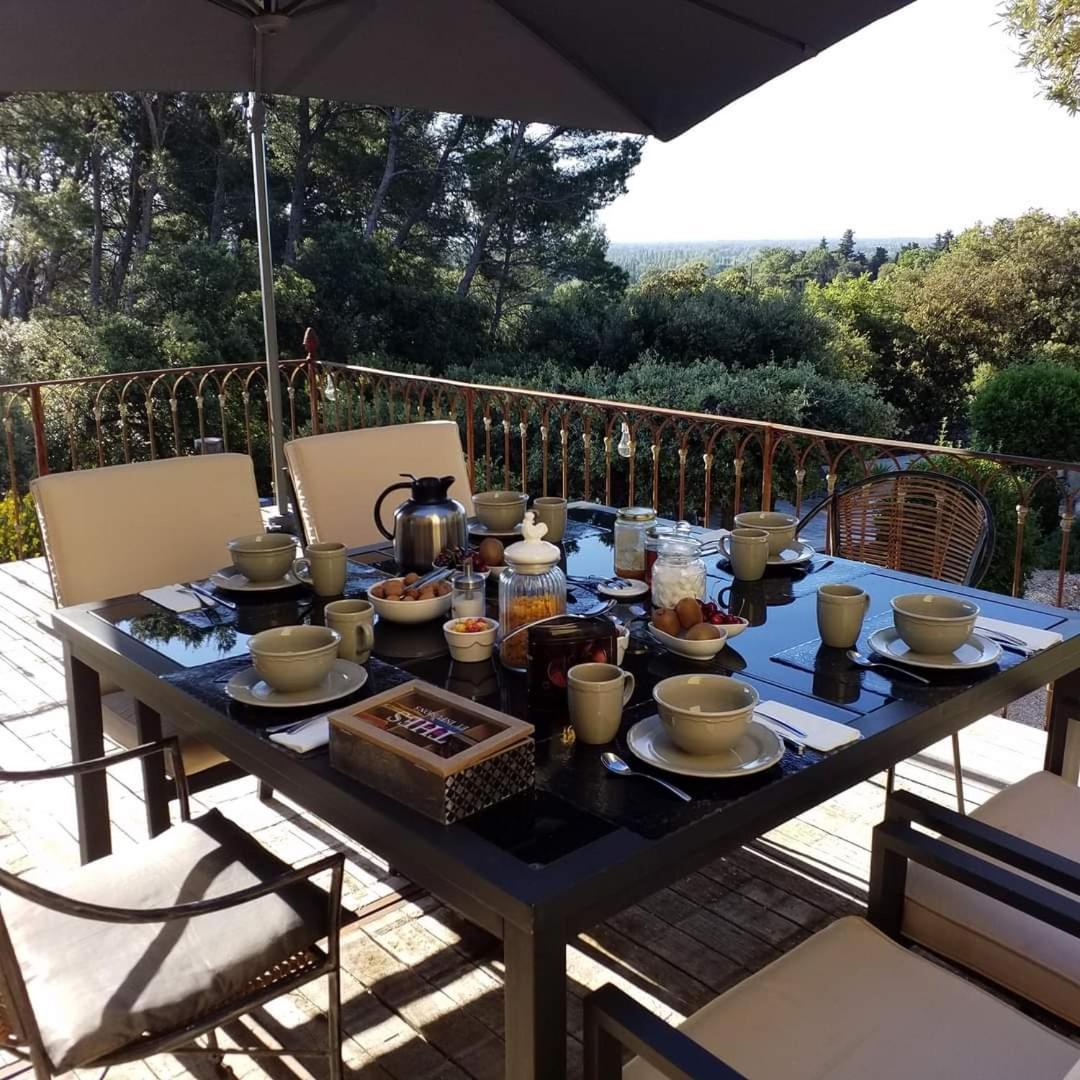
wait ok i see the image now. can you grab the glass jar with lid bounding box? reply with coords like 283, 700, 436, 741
613, 506, 656, 580
498, 512, 566, 670
645, 520, 694, 584
650, 534, 707, 610
451, 559, 487, 619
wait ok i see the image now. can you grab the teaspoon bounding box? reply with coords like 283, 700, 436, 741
601, 751, 692, 802
846, 649, 931, 685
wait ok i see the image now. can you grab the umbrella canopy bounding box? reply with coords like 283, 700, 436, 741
1, 0, 913, 510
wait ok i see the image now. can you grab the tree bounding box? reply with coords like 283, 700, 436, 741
1002, 0, 1080, 113
836, 228, 856, 261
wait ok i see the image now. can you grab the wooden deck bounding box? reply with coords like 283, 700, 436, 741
0, 556, 1067, 1080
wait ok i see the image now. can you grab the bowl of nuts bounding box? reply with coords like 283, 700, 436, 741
367, 573, 453, 624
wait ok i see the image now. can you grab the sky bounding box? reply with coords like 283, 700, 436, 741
598, 0, 1080, 243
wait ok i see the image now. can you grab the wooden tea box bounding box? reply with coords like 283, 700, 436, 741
328, 679, 535, 824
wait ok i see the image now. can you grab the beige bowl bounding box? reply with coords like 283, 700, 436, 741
228, 532, 297, 583
473, 490, 528, 532
734, 511, 798, 556
443, 617, 498, 662
891, 593, 979, 655
369, 588, 452, 625
652, 674, 758, 755
249, 625, 340, 693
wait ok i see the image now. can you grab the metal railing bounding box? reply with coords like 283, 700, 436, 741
1, 339, 1076, 608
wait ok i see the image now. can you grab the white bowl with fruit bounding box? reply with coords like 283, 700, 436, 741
368, 574, 453, 624
443, 616, 498, 662
648, 597, 747, 660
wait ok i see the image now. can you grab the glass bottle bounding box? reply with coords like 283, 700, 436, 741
650, 534, 707, 610
451, 559, 487, 619
613, 506, 656, 581
498, 512, 567, 670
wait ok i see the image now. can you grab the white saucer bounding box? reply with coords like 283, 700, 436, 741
598, 578, 650, 599
626, 715, 783, 778
867, 627, 1001, 671
767, 540, 815, 567
210, 568, 302, 593
226, 660, 367, 708
468, 521, 523, 539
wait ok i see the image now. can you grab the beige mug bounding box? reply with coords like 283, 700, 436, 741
532, 496, 568, 543
567, 662, 635, 745
720, 527, 770, 582
293, 541, 347, 597
324, 598, 375, 664
817, 584, 871, 648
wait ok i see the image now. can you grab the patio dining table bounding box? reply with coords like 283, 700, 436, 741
48, 504, 1080, 1080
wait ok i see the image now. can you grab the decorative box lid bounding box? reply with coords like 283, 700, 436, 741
329, 679, 533, 778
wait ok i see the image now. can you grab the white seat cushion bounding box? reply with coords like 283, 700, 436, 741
285, 421, 473, 548
102, 691, 228, 775
31, 454, 263, 606
624, 917, 1079, 1080
3, 809, 328, 1071
905, 769, 1080, 1025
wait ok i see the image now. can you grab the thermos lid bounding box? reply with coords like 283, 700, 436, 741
504, 512, 561, 568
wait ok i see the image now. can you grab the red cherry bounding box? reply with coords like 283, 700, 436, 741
709, 613, 726, 625
591, 647, 609, 663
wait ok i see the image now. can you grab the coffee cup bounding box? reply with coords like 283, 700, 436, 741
567, 662, 635, 745
324, 599, 375, 664
817, 584, 871, 648
293, 541, 347, 597
532, 497, 568, 543
733, 511, 798, 556
720, 527, 770, 581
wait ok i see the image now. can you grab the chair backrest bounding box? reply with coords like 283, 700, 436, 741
31, 454, 264, 606
803, 471, 994, 586
285, 421, 474, 548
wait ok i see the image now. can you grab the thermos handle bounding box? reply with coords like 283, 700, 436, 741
373, 477, 414, 542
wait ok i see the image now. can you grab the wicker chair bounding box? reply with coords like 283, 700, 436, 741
0, 739, 343, 1080
797, 471, 996, 813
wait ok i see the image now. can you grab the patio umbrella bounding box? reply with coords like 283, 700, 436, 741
0, 0, 913, 509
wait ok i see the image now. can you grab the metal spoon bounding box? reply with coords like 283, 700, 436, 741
846, 649, 931, 685
601, 752, 692, 802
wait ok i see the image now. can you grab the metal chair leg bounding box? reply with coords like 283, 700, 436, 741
257, 780, 274, 801
951, 731, 966, 814
327, 967, 343, 1080
886, 765, 895, 795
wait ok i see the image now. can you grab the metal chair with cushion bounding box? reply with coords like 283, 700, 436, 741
797, 470, 996, 812
0, 739, 343, 1080
584, 798, 1080, 1079
285, 420, 475, 548
31, 454, 268, 816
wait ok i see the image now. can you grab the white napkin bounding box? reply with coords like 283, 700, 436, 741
755, 700, 861, 752
140, 585, 203, 613
975, 616, 1063, 652
269, 716, 329, 753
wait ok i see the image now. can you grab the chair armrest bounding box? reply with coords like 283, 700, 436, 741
0, 850, 344, 925
886, 788, 1080, 894
584, 984, 747, 1080
0, 737, 186, 784
870, 818, 1080, 942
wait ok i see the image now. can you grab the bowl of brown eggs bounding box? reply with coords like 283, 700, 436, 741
367, 573, 453, 624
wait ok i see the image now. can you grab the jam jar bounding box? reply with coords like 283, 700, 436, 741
613, 506, 656, 580
498, 512, 566, 670
645, 520, 694, 583
650, 534, 707, 610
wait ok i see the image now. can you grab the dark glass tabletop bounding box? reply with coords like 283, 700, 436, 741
93, 506, 1075, 861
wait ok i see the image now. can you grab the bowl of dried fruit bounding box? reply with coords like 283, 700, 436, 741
647, 597, 747, 661
443, 616, 499, 662
368, 574, 453, 624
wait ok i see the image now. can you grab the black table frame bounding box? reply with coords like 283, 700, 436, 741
49, 549, 1080, 1080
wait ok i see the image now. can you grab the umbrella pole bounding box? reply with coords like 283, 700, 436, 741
249, 92, 291, 518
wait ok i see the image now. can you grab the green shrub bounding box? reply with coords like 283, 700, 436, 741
0, 493, 41, 563
970, 362, 1080, 464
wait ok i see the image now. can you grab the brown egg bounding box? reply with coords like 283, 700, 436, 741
676, 596, 703, 629
652, 608, 681, 636
418, 586, 436, 599
384, 579, 404, 597
403, 572, 420, 585
478, 537, 504, 567
369, 583, 385, 599
400, 593, 417, 601
404, 588, 421, 600
684, 622, 721, 641
435, 582, 452, 596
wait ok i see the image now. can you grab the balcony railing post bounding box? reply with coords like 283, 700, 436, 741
761, 425, 774, 511
29, 385, 49, 476
303, 327, 320, 437
465, 391, 476, 491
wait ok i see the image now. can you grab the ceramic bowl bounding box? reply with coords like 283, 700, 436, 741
443, 617, 499, 662
228, 532, 297, 583
718, 615, 750, 639
648, 623, 728, 662
652, 674, 757, 755
891, 593, 979, 655
733, 511, 798, 556
369, 588, 453, 625
473, 490, 528, 532
248, 624, 340, 693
